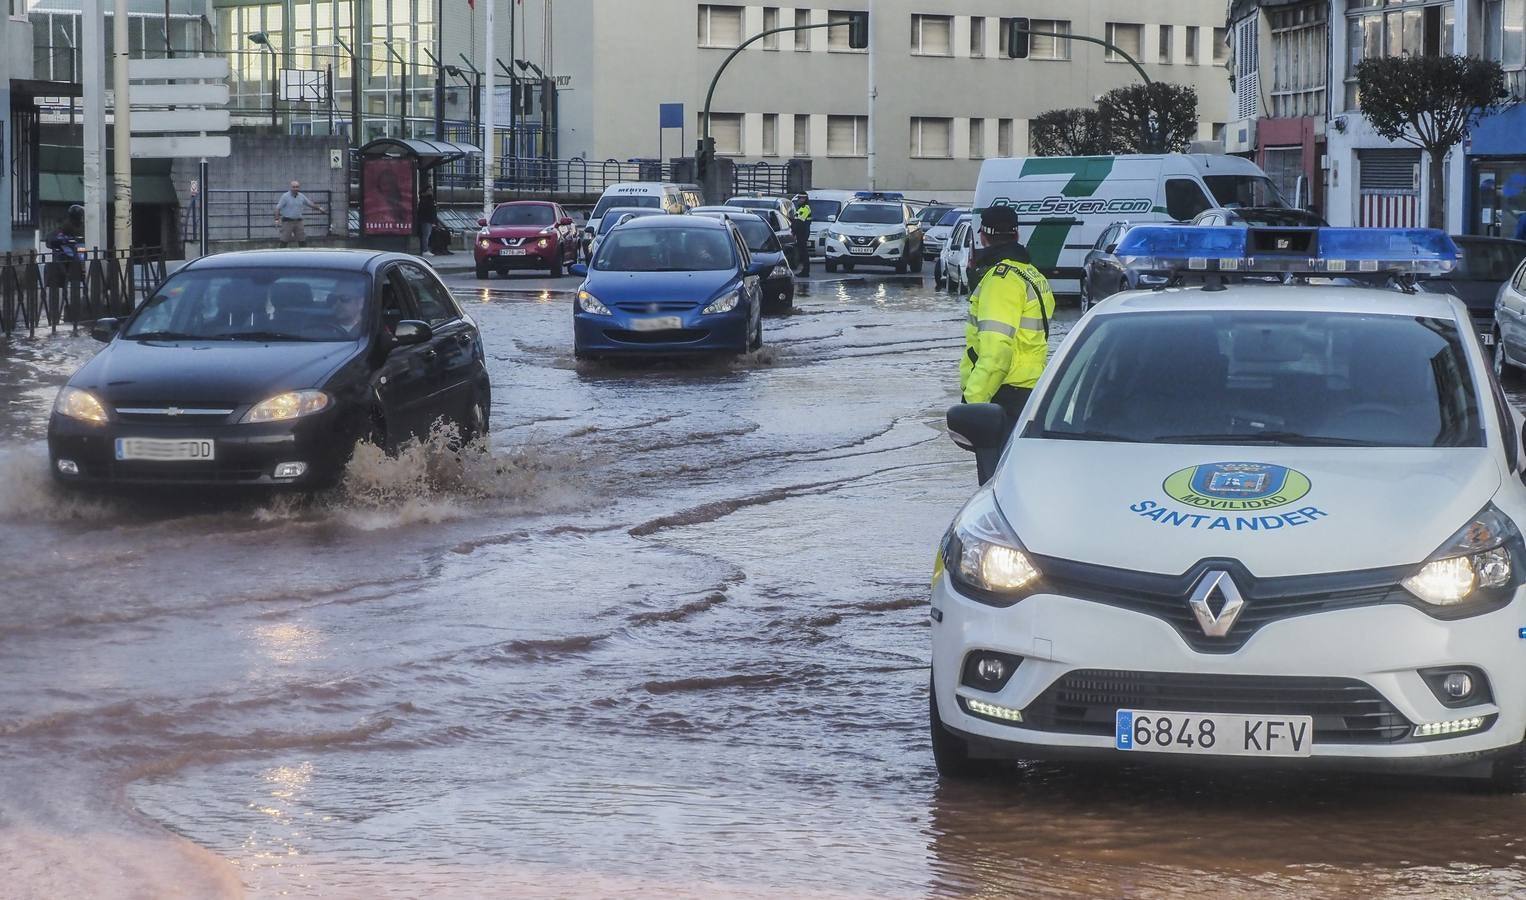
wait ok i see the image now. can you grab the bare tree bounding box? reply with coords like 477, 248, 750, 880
1096, 83, 1200, 154
1355, 55, 1515, 230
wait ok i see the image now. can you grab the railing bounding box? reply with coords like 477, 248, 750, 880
732, 160, 807, 197
0, 249, 167, 339
204, 190, 336, 245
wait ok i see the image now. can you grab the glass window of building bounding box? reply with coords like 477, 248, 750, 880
1028, 19, 1071, 60
970, 16, 985, 58
697, 4, 743, 48
826, 115, 867, 156
910, 14, 952, 56
1106, 22, 1143, 62
909, 116, 952, 158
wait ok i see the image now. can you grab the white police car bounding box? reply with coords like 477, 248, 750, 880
932, 226, 1526, 790
822, 193, 924, 275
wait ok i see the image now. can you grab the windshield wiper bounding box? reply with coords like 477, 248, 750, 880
215, 331, 307, 342
126, 330, 201, 341
1154, 431, 1370, 446
1037, 429, 1142, 443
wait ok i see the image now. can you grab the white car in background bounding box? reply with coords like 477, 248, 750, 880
822, 196, 925, 274
806, 189, 858, 253
936, 215, 974, 294
933, 225, 1526, 792
923, 207, 971, 263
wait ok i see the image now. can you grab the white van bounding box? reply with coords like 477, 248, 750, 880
971, 154, 1287, 294
585, 182, 689, 250
805, 189, 859, 253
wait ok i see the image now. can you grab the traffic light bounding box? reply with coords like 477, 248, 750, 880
847, 12, 869, 50
1007, 17, 1030, 59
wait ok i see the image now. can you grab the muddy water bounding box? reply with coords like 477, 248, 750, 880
3, 276, 1525, 899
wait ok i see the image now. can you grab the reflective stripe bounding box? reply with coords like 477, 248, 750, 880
1018, 317, 1047, 331
977, 319, 1017, 337
967, 313, 979, 327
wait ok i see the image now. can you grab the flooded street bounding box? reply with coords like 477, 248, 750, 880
4, 273, 1526, 899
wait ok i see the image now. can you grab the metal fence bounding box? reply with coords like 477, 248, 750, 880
368, 154, 802, 200
0, 249, 167, 339
200, 190, 337, 245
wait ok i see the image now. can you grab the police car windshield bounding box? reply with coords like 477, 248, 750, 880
1203, 175, 1288, 209
593, 227, 736, 272
1033, 311, 1483, 448
838, 203, 903, 225
810, 200, 842, 218
592, 195, 661, 218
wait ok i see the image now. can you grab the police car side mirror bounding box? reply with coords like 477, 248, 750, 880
946, 403, 1007, 451
826, 214, 836, 222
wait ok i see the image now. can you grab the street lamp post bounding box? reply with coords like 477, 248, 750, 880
514, 59, 545, 160
385, 42, 407, 137
247, 31, 278, 130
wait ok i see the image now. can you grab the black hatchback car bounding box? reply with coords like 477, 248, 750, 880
49, 250, 490, 488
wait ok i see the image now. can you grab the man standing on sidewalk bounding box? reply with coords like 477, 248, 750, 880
274, 180, 326, 248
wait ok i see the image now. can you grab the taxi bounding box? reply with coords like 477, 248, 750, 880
931, 226, 1526, 790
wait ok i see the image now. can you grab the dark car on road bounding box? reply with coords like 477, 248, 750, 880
49, 250, 490, 489
474, 200, 580, 279
1079, 222, 1173, 312
690, 209, 795, 314
1422, 235, 1526, 351
571, 216, 762, 359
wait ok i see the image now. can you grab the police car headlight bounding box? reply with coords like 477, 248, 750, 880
702, 290, 740, 315
941, 489, 1040, 605
880, 231, 907, 244
1402, 506, 1519, 607
576, 289, 611, 315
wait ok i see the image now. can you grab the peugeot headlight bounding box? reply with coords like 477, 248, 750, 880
1402, 506, 1519, 607
940, 489, 1041, 606
241, 390, 330, 424
769, 264, 793, 279
54, 387, 109, 424
576, 289, 611, 315
702, 290, 741, 315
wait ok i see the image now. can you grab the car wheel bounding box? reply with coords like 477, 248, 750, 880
934, 260, 946, 289
461, 394, 489, 446
825, 260, 838, 273
929, 676, 997, 779
1079, 278, 1091, 314
549, 253, 564, 278
475, 262, 488, 279
1495, 333, 1514, 381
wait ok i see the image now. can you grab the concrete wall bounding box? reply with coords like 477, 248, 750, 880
174, 132, 350, 245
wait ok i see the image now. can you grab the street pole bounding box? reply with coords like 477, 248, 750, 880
81, 0, 106, 249
434, 0, 444, 140
198, 157, 209, 255
112, 0, 133, 251
509, 0, 516, 163
483, 0, 495, 219
866, 0, 876, 190
336, 36, 360, 145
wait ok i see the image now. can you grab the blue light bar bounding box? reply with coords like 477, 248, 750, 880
1114, 226, 1458, 280
854, 191, 905, 200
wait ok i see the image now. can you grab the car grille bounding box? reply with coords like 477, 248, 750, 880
847, 235, 876, 247
604, 328, 709, 344
113, 406, 237, 423
613, 301, 696, 313
1022, 670, 1412, 744
1034, 555, 1412, 654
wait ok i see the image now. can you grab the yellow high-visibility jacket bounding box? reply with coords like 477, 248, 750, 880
959, 259, 1057, 403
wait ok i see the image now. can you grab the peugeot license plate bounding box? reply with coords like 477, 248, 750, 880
499, 248, 527, 256
115, 438, 215, 462
629, 316, 683, 332
1115, 709, 1313, 757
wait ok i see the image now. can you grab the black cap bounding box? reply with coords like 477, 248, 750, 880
67, 204, 84, 218
981, 205, 1019, 232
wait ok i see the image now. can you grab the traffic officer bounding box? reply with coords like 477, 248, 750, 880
791, 193, 812, 276
959, 205, 1056, 484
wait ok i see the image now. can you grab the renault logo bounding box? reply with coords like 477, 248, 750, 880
1187, 570, 1245, 637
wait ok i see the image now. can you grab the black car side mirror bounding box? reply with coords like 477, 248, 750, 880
391, 320, 433, 347
1104, 243, 1118, 254
90, 318, 120, 343
946, 403, 1007, 451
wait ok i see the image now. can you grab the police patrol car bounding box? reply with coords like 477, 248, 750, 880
931, 225, 1526, 790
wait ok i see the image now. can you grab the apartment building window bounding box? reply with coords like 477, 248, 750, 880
1158, 24, 1173, 63
910, 116, 953, 158
1029, 19, 1071, 60
1480, 0, 1523, 94
970, 16, 986, 57
827, 115, 868, 156
1345, 0, 1454, 109
1106, 23, 1144, 62
1270, 2, 1328, 119
795, 8, 812, 50
968, 119, 985, 159
1186, 25, 1200, 63
997, 118, 1014, 157
794, 115, 811, 156
1213, 26, 1230, 64
762, 7, 779, 49
698, 4, 743, 48
911, 14, 952, 56
763, 113, 779, 156
829, 10, 862, 51
710, 113, 744, 156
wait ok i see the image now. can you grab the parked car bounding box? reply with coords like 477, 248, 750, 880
583, 182, 690, 256
915, 204, 955, 235
725, 194, 797, 220
1424, 236, 1526, 354
49, 250, 490, 489
704, 203, 797, 266
571, 216, 763, 359
586, 207, 667, 261
1080, 221, 1172, 312
1191, 207, 1328, 227
806, 189, 858, 254
690, 209, 795, 314
822, 198, 925, 274
924, 207, 971, 261
936, 215, 975, 294
474, 200, 580, 278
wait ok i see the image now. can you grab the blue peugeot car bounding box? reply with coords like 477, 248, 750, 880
572, 215, 763, 359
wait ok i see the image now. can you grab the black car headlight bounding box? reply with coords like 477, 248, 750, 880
54, 387, 110, 424
1401, 505, 1519, 610
940, 489, 1041, 606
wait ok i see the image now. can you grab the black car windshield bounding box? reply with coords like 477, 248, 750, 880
728, 217, 779, 253
918, 206, 952, 226
592, 195, 661, 218
1203, 175, 1289, 209
810, 199, 843, 218
593, 227, 737, 272
937, 208, 969, 227
125, 269, 372, 341
838, 203, 903, 225
490, 205, 556, 226
1033, 311, 1482, 448
597, 209, 660, 235
727, 198, 774, 210
1451, 239, 1526, 281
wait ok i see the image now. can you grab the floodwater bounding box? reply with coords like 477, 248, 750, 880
3, 274, 1526, 899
